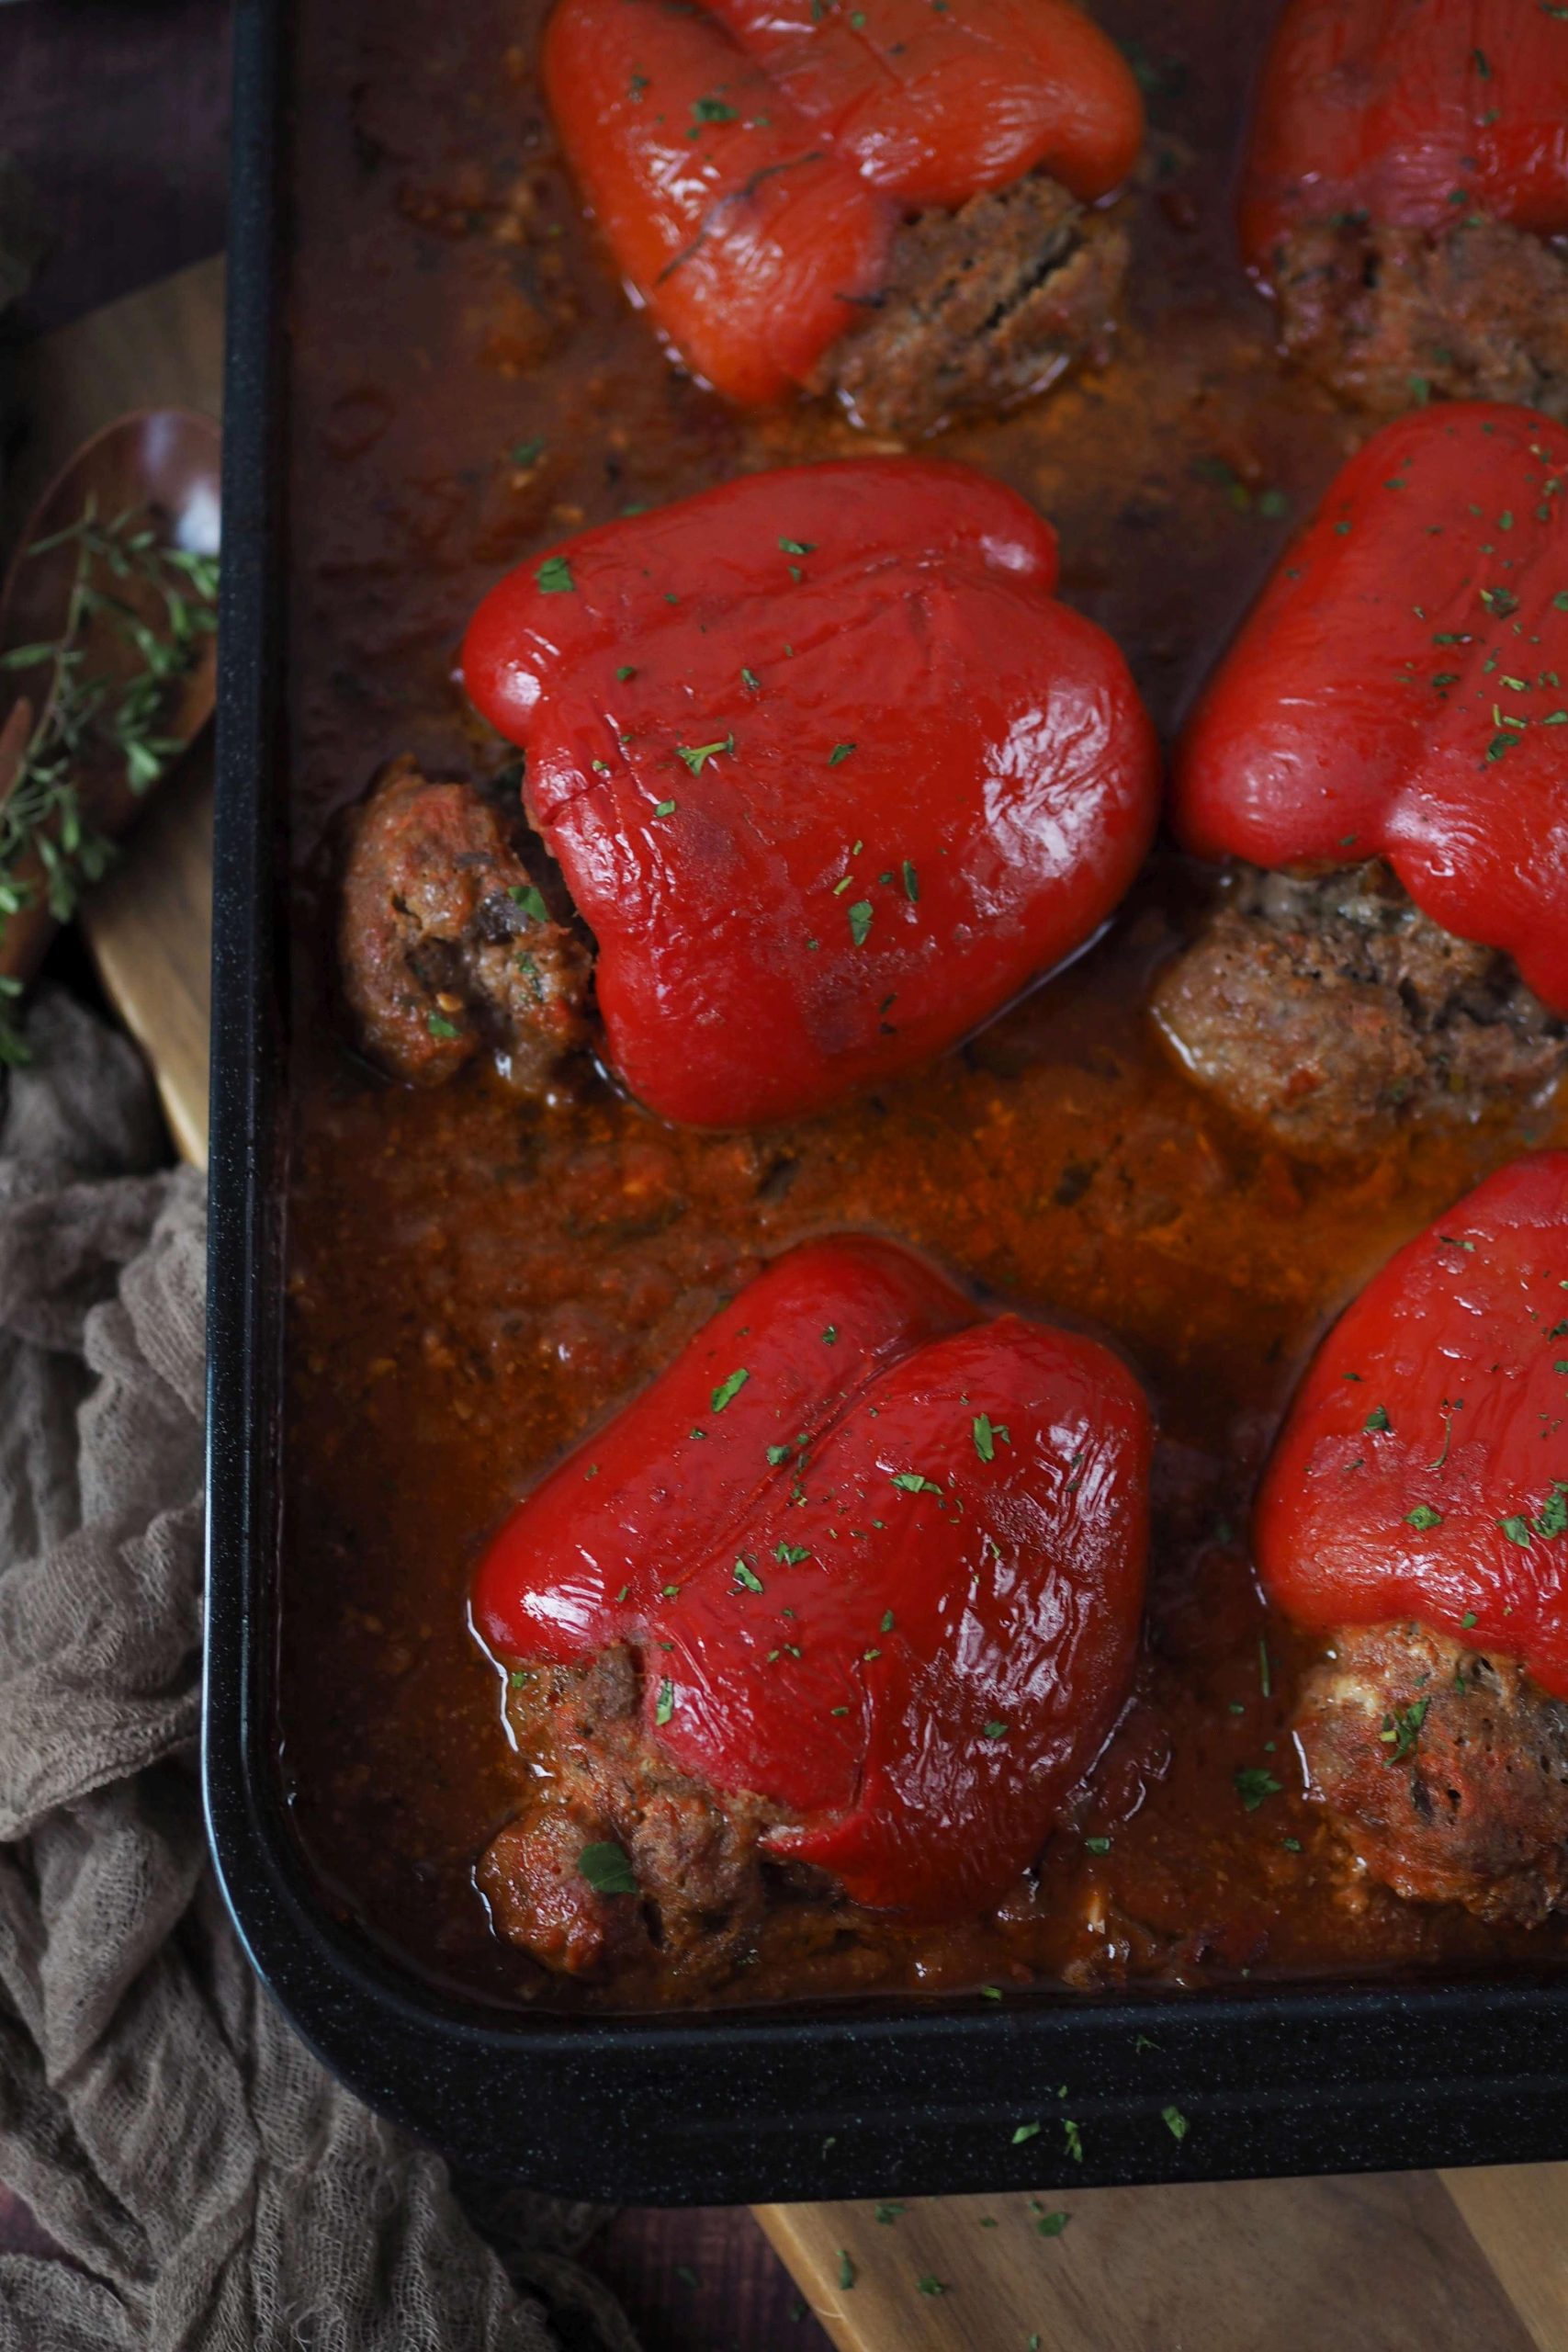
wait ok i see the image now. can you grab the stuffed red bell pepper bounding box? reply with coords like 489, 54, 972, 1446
472, 1234, 1151, 1977
1255, 1153, 1568, 1923
1242, 0, 1568, 415
457, 457, 1158, 1130
1154, 401, 1568, 1154
541, 0, 1145, 432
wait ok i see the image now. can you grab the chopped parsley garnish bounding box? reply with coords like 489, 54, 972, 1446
655, 1678, 675, 1726
579, 1841, 637, 1894
426, 1011, 460, 1040
1499, 1513, 1534, 1547
535, 554, 575, 594
891, 1471, 942, 1495
508, 883, 549, 923
880, 1608, 895, 1633
837, 2250, 856, 2290
822, 1324, 838, 1344
732, 1557, 764, 1593
677, 734, 734, 775
509, 437, 545, 467
874, 2203, 906, 2225
1406, 1503, 1445, 1531
1084, 1836, 1111, 1854
1037, 2211, 1070, 2238
1063, 2120, 1083, 2163
741, 666, 760, 691
652, 797, 676, 817
972, 1412, 1010, 1462
767, 1442, 792, 1465
711, 1367, 750, 1410
616, 663, 636, 681
1379, 1697, 1428, 1762
779, 536, 816, 555
1234, 1765, 1282, 1811
1162, 2106, 1190, 2142
917, 2277, 947, 2298
775, 1541, 810, 1565
1536, 1482, 1568, 1540
1364, 1405, 1391, 1433
1011, 2120, 1042, 2144
901, 858, 919, 901
848, 899, 874, 945
982, 1720, 1010, 1740
828, 741, 856, 765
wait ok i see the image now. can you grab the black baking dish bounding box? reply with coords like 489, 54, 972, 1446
202, 0, 1568, 2202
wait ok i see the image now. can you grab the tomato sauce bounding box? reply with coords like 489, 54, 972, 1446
278, 0, 1568, 2008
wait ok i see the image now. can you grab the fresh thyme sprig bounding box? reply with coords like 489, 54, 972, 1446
0, 501, 219, 1063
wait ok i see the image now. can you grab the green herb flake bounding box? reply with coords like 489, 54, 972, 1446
828, 741, 856, 765
982, 1720, 1010, 1740
847, 899, 874, 946
1163, 2106, 1190, 2143
973, 1411, 1011, 1462
711, 1367, 750, 1411
1364, 1405, 1391, 1433
655, 1678, 675, 1725
1011, 2120, 1042, 2144
677, 733, 734, 775
917, 2277, 947, 2298
1500, 1513, 1534, 1547
652, 797, 676, 818
891, 1470, 942, 1495
535, 554, 575, 594
1406, 1503, 1445, 1531
426, 1011, 461, 1040
901, 858, 919, 901
874, 2202, 906, 2225
1063, 2120, 1084, 2163
508, 883, 549, 923
775, 1541, 810, 1566
691, 94, 739, 124
1379, 1697, 1429, 1762
579, 1841, 637, 1894
837, 2250, 856, 2290
732, 1557, 765, 1593
779, 536, 816, 556
1084, 1835, 1111, 1854
508, 437, 546, 467
1234, 1765, 1282, 1811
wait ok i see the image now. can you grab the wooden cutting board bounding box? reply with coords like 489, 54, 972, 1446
15, 259, 1568, 2352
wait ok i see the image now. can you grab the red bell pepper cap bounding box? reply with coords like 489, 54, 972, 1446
1257, 1153, 1568, 1701
1172, 401, 1568, 1018
463, 457, 1160, 1127
474, 1235, 1151, 1917
1242, 0, 1568, 277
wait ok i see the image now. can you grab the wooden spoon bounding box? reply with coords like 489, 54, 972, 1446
0, 407, 220, 991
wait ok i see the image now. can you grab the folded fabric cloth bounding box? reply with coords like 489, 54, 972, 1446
0, 989, 637, 2352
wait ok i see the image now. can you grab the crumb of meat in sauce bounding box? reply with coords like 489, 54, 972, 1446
820, 174, 1130, 436
480, 1644, 815, 1988
1269, 220, 1568, 421
338, 754, 594, 1092
1150, 861, 1566, 1157
1296, 1621, 1568, 1926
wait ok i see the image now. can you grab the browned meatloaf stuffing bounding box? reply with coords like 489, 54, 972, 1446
1268, 218, 1568, 420
819, 173, 1130, 436
339, 754, 593, 1092
479, 1644, 799, 1984
1295, 1621, 1568, 1925
1150, 861, 1565, 1155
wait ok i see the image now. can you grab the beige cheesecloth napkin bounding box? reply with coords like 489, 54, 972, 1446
0, 988, 638, 2352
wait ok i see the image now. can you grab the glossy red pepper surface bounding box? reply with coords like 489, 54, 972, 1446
1257, 1154, 1568, 1699
474, 1235, 1151, 1917
1241, 0, 1568, 277
541, 0, 1143, 404
463, 458, 1160, 1127
1171, 402, 1568, 1017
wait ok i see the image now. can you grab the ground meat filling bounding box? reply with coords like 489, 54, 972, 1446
820, 173, 1129, 436
339, 754, 594, 1092
1268, 219, 1568, 420
1150, 861, 1566, 1155
479, 1645, 795, 1983
1295, 1622, 1568, 1926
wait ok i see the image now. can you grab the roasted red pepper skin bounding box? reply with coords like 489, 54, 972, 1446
541, 0, 893, 407
474, 1235, 1151, 1918
1242, 0, 1568, 277
464, 458, 1159, 1128
1257, 1154, 1568, 1699
543, 0, 1142, 403
1171, 402, 1568, 1017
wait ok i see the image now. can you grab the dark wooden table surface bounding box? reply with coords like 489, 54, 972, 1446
0, 5, 828, 2343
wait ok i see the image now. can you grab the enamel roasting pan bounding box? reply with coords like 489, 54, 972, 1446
202, 0, 1568, 2200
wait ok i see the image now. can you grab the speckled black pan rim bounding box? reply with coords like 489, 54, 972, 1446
201, 0, 1568, 2203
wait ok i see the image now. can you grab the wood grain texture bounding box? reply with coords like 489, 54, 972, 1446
759, 2169, 1551, 2352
